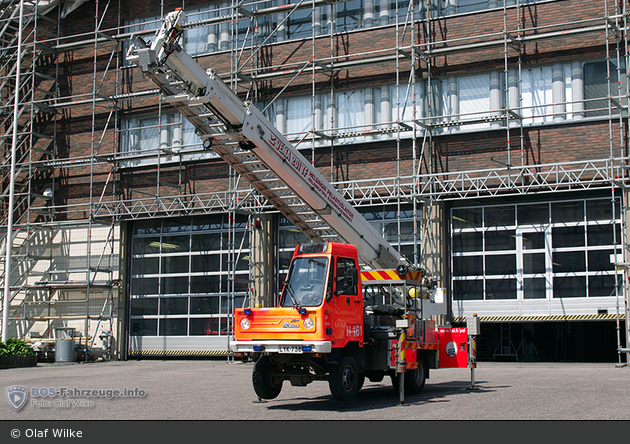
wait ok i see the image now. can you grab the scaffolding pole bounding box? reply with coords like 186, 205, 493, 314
2, 0, 23, 342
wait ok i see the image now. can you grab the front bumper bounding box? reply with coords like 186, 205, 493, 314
230, 340, 332, 354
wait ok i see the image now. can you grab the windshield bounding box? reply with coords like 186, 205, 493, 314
281, 256, 328, 308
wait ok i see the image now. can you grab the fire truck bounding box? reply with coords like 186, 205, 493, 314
126, 9, 473, 403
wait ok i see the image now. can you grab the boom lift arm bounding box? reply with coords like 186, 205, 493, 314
126, 9, 409, 271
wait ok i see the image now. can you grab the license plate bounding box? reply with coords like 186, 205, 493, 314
278, 345, 303, 354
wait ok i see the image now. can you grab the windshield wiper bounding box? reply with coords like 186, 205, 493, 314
285, 282, 301, 309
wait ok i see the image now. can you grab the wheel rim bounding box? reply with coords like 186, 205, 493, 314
414, 368, 424, 385
342, 365, 356, 392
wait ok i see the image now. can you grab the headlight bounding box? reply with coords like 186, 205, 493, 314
303, 317, 314, 329
240, 318, 251, 330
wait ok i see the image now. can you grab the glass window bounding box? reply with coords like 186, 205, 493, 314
522, 231, 545, 250
190, 297, 220, 314
584, 61, 616, 117
162, 218, 192, 233
190, 275, 221, 294
189, 317, 228, 335
132, 257, 159, 275
133, 220, 161, 235
185, 8, 213, 56
552, 226, 585, 248
130, 319, 157, 336
587, 249, 617, 272
522, 66, 552, 124
336, 257, 358, 296
162, 256, 189, 274
189, 317, 217, 335
452, 207, 482, 229
287, 1, 313, 39
456, 0, 492, 14
523, 278, 546, 299
552, 251, 586, 273
129, 298, 158, 316
553, 276, 586, 298
453, 232, 483, 253
485, 254, 516, 275
587, 224, 620, 247
336, 90, 366, 143
486, 278, 517, 299
586, 199, 619, 221
523, 253, 546, 274
485, 230, 516, 251
588, 275, 618, 297
336, 0, 363, 32
453, 255, 483, 276
125, 15, 160, 65
159, 235, 190, 253
191, 254, 225, 273
191, 233, 223, 252
551, 201, 584, 223
397, 221, 415, 243
159, 318, 188, 336
160, 276, 189, 294
121, 113, 212, 167
391, 83, 425, 123
484, 206, 515, 228
453, 280, 483, 300
131, 277, 158, 296
285, 96, 312, 136
518, 203, 549, 225
129, 215, 250, 342
160, 297, 188, 315
132, 237, 161, 255
458, 74, 490, 128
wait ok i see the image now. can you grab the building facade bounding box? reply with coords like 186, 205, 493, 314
0, 0, 628, 362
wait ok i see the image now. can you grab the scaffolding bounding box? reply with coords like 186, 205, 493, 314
0, 0, 628, 362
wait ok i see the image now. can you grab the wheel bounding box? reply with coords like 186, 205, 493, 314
329, 355, 359, 401
390, 357, 427, 395
405, 356, 427, 395
252, 355, 283, 400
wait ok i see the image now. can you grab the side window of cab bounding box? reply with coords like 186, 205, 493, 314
335, 257, 358, 296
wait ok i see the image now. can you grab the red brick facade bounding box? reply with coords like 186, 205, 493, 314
37, 0, 623, 221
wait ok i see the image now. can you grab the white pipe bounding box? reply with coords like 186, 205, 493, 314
2, 1, 24, 342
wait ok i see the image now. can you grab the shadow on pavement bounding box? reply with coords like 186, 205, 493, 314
261, 379, 506, 413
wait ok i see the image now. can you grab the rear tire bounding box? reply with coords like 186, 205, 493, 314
390, 356, 427, 395
405, 357, 427, 395
329, 355, 359, 401
252, 356, 283, 400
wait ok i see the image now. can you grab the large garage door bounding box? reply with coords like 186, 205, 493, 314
127, 215, 250, 356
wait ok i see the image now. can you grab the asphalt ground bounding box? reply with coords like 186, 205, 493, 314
0, 359, 628, 441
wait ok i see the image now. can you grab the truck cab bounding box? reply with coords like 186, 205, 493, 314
233, 242, 363, 355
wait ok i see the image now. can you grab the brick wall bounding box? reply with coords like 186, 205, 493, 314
44, 0, 623, 221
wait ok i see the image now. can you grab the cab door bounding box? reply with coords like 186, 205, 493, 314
331, 256, 363, 344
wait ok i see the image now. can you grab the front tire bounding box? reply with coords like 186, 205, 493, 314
252, 356, 283, 400
329, 355, 359, 401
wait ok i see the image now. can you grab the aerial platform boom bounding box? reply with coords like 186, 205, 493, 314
126, 9, 408, 271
